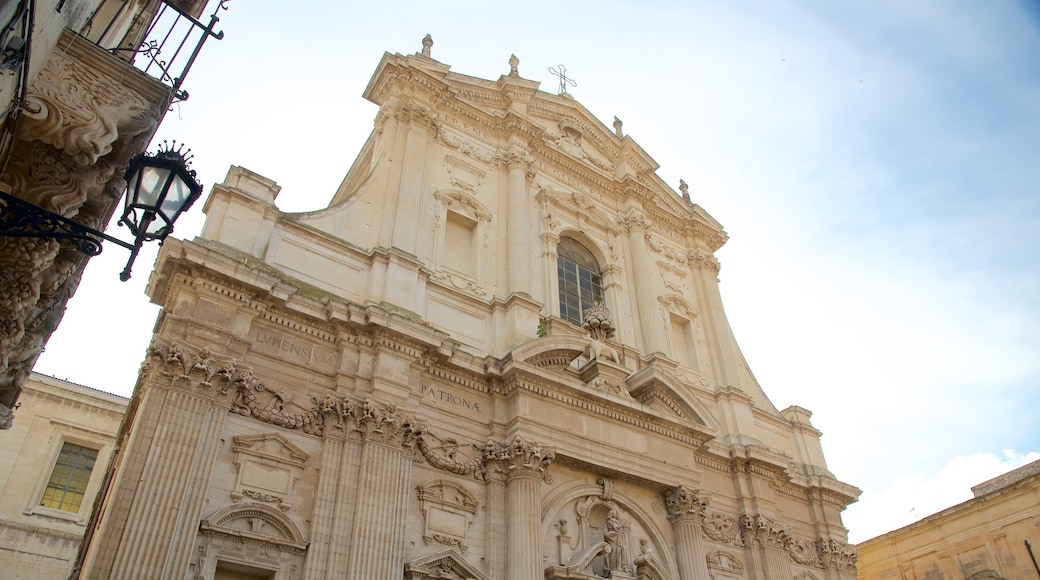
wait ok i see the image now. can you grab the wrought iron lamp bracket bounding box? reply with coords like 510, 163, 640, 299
0, 190, 139, 278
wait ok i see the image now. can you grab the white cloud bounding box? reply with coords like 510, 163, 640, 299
845, 449, 1040, 544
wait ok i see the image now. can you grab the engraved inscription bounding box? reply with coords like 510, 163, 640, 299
252, 328, 338, 372
419, 384, 482, 413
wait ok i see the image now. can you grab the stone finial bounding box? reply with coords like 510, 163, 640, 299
613, 116, 624, 138
582, 302, 616, 341
509, 54, 520, 76
421, 34, 433, 57
679, 179, 690, 203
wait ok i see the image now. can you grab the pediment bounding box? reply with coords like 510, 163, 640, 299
233, 433, 309, 467
626, 365, 719, 432
199, 503, 307, 552
512, 335, 587, 371
536, 188, 618, 234
404, 549, 489, 580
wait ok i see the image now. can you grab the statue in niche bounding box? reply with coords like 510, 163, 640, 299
583, 302, 620, 363
604, 507, 631, 574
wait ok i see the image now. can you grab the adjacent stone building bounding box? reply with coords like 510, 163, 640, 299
857, 460, 1040, 580
79, 38, 861, 580
0, 373, 125, 579
0, 0, 222, 429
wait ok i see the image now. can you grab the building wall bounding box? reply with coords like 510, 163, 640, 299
0, 373, 126, 579
81, 39, 860, 580
857, 461, 1040, 580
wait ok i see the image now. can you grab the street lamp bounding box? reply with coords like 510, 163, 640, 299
0, 141, 203, 281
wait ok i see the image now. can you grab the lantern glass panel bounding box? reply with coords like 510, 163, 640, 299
135, 165, 172, 207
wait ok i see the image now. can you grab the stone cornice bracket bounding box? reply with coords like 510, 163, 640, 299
663, 485, 710, 523
483, 435, 556, 483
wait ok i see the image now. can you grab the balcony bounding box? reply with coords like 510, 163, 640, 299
0, 0, 226, 428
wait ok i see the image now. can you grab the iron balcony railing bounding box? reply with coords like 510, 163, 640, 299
82, 0, 227, 102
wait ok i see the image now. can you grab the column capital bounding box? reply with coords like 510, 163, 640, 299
494, 144, 532, 172
484, 435, 556, 483
663, 485, 710, 523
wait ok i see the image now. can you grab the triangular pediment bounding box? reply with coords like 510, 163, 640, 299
233, 433, 309, 467
404, 549, 489, 580
626, 364, 719, 432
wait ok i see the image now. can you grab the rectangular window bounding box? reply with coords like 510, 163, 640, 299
40, 442, 98, 513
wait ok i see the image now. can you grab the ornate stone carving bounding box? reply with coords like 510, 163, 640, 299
663, 485, 710, 523
738, 513, 790, 549
494, 144, 532, 173
436, 128, 495, 164
483, 435, 555, 483
706, 551, 744, 577
582, 301, 619, 363
702, 512, 739, 543
415, 431, 485, 480
230, 433, 309, 511
404, 549, 489, 580
818, 539, 858, 570
417, 480, 479, 552
21, 47, 159, 167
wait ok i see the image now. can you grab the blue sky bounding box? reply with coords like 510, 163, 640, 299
35, 0, 1040, 543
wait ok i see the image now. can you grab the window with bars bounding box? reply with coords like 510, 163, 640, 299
557, 238, 603, 326
40, 442, 98, 513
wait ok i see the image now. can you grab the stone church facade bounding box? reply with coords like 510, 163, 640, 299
79, 38, 860, 580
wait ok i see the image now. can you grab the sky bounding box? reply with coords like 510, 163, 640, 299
33, 0, 1040, 544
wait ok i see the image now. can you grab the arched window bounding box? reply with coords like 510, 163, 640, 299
557, 238, 603, 326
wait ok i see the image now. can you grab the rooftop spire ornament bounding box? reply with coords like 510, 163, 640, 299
421, 34, 433, 57
548, 64, 577, 95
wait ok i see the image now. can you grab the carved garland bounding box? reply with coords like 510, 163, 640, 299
144, 339, 555, 483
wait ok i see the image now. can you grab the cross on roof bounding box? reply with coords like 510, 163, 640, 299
548, 65, 577, 95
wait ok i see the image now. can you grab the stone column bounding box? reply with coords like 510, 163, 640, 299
663, 486, 712, 580
486, 436, 556, 580
80, 341, 232, 580
621, 210, 666, 354
499, 145, 533, 296
344, 400, 418, 580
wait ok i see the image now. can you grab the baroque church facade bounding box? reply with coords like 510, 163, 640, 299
79, 38, 860, 580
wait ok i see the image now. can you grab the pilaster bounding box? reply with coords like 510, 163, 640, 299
621, 208, 666, 354
497, 144, 534, 296
664, 485, 712, 580
81, 340, 233, 579
485, 436, 556, 580
344, 400, 420, 580
389, 97, 437, 255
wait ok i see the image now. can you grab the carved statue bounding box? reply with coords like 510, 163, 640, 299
582, 302, 620, 363
421, 34, 433, 57
509, 53, 519, 76
604, 508, 630, 573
